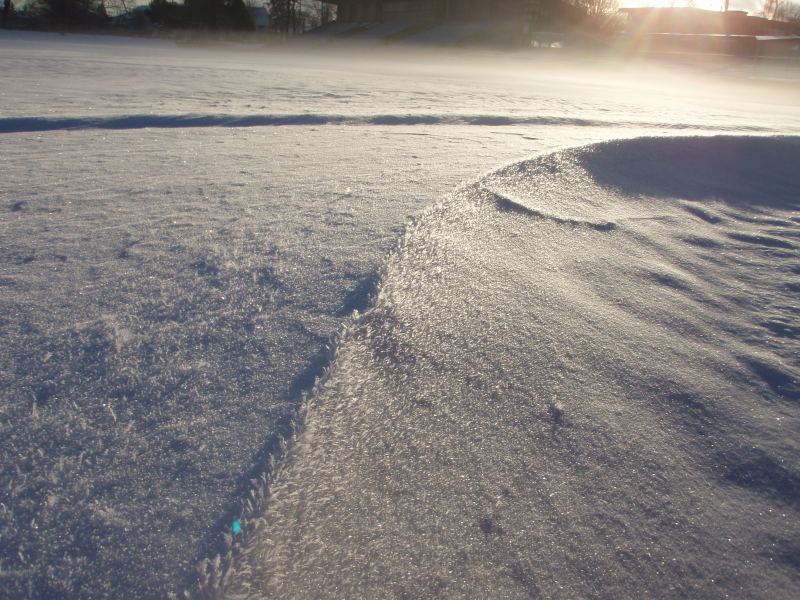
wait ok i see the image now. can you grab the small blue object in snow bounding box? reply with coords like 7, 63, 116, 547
232, 520, 242, 535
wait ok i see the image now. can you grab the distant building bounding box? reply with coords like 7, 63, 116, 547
330, 0, 572, 24
619, 7, 798, 37
618, 7, 800, 57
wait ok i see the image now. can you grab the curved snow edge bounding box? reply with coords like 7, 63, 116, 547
185, 133, 797, 599
184, 206, 445, 599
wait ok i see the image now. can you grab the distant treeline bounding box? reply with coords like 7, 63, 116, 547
1, 0, 253, 30
1, 0, 334, 32
149, 0, 255, 30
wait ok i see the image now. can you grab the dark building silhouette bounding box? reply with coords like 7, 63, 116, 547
619, 7, 800, 57
332, 0, 548, 23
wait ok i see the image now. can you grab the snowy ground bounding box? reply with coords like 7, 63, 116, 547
1, 30, 799, 599
226, 136, 800, 600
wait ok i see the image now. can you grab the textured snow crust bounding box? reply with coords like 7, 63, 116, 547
2, 30, 800, 599
227, 136, 800, 600
2, 124, 573, 599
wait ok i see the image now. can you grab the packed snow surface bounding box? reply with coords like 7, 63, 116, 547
1, 30, 799, 599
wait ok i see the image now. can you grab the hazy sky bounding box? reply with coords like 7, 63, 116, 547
619, 0, 763, 13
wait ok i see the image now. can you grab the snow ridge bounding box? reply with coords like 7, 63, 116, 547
488, 189, 618, 231
222, 135, 800, 600
187, 206, 441, 598
0, 114, 776, 134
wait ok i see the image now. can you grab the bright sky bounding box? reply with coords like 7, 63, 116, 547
618, 0, 763, 13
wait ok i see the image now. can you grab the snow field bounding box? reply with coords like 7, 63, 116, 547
1, 30, 799, 599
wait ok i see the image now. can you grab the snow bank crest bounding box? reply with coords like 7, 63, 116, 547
220, 135, 800, 599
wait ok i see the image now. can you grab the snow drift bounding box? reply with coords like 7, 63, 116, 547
224, 136, 800, 599
0, 114, 775, 134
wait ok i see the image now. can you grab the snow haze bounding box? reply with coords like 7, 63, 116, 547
1, 30, 799, 599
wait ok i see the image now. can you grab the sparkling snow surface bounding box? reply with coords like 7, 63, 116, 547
1, 30, 799, 599
227, 137, 800, 599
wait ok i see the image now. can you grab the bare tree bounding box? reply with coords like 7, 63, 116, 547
304, 0, 334, 27
269, 0, 332, 33
763, 0, 787, 20
314, 0, 334, 25
269, 0, 295, 33
571, 0, 618, 18
27, 0, 108, 26
104, 0, 128, 16
2, 0, 13, 24
782, 0, 800, 19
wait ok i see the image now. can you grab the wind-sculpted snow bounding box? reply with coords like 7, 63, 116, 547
3, 31, 800, 600
1, 121, 622, 599
225, 136, 800, 599
0, 114, 775, 134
